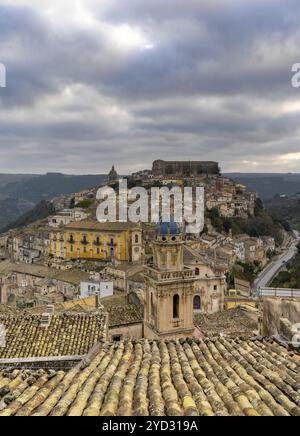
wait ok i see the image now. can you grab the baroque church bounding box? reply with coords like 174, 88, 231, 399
143, 221, 226, 339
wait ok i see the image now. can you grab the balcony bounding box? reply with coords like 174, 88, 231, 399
67, 239, 75, 244
145, 266, 196, 282
93, 240, 102, 247
81, 239, 89, 246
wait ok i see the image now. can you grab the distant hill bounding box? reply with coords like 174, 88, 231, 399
225, 173, 300, 199
265, 193, 300, 232
0, 173, 107, 231
0, 196, 34, 232
1, 173, 107, 203
3, 200, 55, 232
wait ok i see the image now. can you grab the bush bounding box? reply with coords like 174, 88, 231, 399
76, 199, 93, 209
271, 254, 300, 288
207, 206, 283, 245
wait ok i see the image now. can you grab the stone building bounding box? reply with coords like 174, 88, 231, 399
0, 260, 90, 305
48, 209, 89, 228
183, 245, 226, 313
49, 221, 142, 263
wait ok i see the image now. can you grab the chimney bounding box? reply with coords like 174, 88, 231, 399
95, 293, 104, 310
40, 313, 52, 328
46, 305, 55, 315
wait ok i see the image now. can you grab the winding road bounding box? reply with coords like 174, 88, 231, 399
252, 230, 300, 295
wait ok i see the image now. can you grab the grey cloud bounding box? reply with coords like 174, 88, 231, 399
0, 1, 300, 173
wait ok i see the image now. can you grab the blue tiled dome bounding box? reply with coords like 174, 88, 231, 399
156, 219, 180, 236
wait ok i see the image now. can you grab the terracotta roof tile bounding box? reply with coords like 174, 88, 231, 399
0, 337, 299, 416
0, 312, 107, 359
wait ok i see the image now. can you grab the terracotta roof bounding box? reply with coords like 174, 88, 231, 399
106, 305, 143, 327
0, 337, 299, 416
65, 220, 138, 232
24, 294, 142, 327
0, 261, 90, 285
101, 295, 143, 326
0, 312, 107, 359
0, 305, 20, 316
194, 308, 258, 338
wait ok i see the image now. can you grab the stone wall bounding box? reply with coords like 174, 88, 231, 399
152, 160, 220, 176
262, 297, 300, 339
109, 323, 143, 341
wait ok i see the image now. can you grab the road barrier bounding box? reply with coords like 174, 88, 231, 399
259, 288, 300, 298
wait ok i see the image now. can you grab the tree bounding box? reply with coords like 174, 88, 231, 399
254, 198, 264, 216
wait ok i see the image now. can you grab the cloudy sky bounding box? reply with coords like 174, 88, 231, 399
0, 0, 300, 174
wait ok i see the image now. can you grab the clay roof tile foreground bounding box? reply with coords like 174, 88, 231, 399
0, 312, 107, 360
0, 337, 299, 416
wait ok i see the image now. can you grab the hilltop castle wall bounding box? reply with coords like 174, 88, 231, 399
152, 160, 220, 176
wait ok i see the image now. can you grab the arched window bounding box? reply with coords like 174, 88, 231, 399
173, 294, 180, 319
195, 267, 200, 276
151, 293, 154, 318
193, 295, 201, 311
135, 234, 139, 244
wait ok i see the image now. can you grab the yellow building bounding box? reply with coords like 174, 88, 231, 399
50, 220, 142, 262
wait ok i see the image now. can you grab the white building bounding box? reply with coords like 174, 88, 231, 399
48, 209, 88, 228
233, 240, 246, 262
80, 280, 114, 299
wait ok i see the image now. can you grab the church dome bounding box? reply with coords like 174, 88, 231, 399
156, 219, 180, 236
108, 165, 118, 184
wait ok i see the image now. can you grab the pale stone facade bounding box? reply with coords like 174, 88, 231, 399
144, 223, 226, 339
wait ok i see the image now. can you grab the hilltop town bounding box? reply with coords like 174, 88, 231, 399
0, 160, 299, 417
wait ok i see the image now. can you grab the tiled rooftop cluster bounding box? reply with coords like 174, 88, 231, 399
106, 305, 143, 327
101, 295, 143, 327
0, 312, 107, 359
195, 308, 258, 338
0, 338, 299, 416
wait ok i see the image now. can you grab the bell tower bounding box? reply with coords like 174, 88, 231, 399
144, 221, 196, 339
152, 222, 184, 271
131, 227, 142, 263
